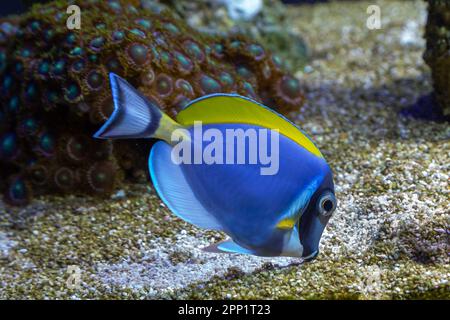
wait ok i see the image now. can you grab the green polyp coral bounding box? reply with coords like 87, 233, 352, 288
0, 0, 305, 205
424, 0, 450, 117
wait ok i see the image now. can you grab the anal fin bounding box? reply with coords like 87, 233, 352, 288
203, 239, 255, 255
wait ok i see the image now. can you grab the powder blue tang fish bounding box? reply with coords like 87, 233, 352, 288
94, 73, 337, 260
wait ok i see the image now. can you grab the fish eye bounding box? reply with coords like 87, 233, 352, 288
317, 192, 336, 217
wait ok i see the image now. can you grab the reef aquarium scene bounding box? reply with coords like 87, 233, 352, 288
0, 0, 448, 302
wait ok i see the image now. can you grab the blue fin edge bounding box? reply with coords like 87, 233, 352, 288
93, 73, 122, 139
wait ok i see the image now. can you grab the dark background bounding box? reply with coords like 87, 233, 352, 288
0, 0, 332, 17
1, 0, 51, 17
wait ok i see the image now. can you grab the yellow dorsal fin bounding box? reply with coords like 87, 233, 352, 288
176, 94, 323, 157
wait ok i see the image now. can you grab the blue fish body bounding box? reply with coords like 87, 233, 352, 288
95, 73, 337, 259
151, 123, 329, 256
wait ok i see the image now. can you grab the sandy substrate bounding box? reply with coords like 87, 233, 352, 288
0, 0, 448, 299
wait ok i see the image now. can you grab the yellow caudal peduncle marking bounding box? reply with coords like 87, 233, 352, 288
154, 113, 186, 144
176, 95, 323, 157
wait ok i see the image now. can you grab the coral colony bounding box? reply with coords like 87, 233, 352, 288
0, 0, 304, 205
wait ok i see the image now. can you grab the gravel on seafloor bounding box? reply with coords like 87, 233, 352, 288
0, 0, 449, 299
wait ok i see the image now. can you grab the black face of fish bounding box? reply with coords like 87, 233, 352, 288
297, 170, 336, 261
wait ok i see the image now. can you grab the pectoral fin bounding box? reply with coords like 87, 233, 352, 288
276, 175, 322, 231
